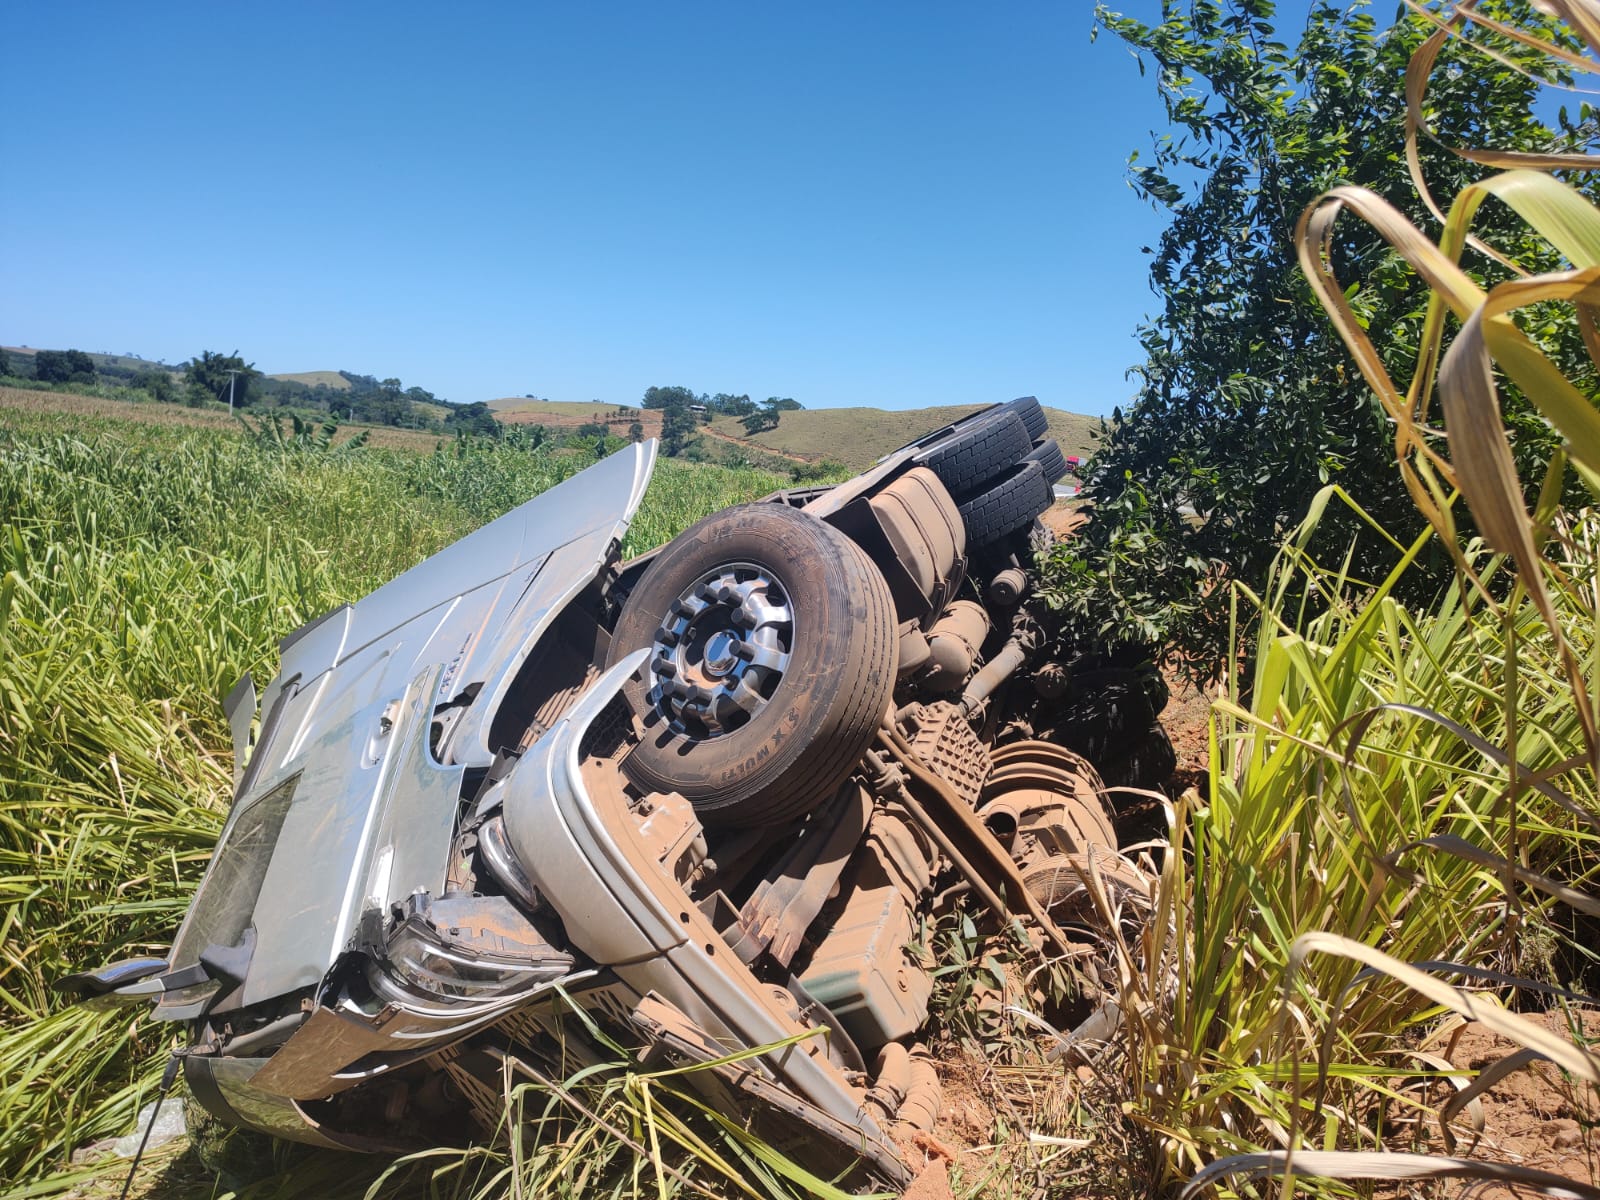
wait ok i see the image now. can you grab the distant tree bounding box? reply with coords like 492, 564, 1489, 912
642, 385, 698, 410
35, 349, 96, 385
660, 402, 700, 457
443, 401, 499, 437
405, 385, 437, 405
350, 391, 412, 426
575, 421, 609, 440
131, 368, 177, 403
741, 397, 788, 435
185, 350, 259, 407
0, 347, 9, 377
768, 397, 802, 412
628, 421, 644, 442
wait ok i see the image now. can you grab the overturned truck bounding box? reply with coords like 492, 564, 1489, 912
62, 398, 1161, 1189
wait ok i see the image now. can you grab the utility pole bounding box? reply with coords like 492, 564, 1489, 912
225, 369, 240, 415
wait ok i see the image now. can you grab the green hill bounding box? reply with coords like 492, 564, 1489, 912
266, 370, 352, 391
705, 403, 1100, 470
3, 346, 180, 384
490, 398, 658, 433
488, 397, 1100, 470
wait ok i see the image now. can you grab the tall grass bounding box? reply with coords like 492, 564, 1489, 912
0, 422, 784, 1185
1113, 492, 1600, 1182
1111, 2, 1600, 1190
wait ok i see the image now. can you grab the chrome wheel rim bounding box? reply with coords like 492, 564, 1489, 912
647, 563, 795, 738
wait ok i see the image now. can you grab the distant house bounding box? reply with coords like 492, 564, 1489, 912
688, 404, 707, 414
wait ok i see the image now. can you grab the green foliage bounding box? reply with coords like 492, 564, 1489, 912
242, 411, 370, 456
710, 391, 756, 417
644, 387, 806, 459
739, 398, 794, 436
129, 368, 177, 404
184, 349, 258, 408
788, 458, 847, 484
739, 408, 776, 435
444, 400, 499, 437
660, 401, 701, 457
254, 371, 451, 431
33, 349, 95, 385
641, 385, 697, 411
1051, 0, 1597, 679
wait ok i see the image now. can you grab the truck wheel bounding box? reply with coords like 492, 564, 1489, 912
956, 460, 1055, 546
608, 504, 896, 826
912, 411, 1033, 497
1024, 438, 1069, 484
998, 396, 1049, 441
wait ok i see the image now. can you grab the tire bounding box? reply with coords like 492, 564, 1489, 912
999, 396, 1048, 441
956, 460, 1055, 546
608, 504, 896, 827
1024, 438, 1068, 484
911, 411, 1032, 496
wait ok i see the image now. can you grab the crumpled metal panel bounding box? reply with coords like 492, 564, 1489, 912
161, 445, 657, 1017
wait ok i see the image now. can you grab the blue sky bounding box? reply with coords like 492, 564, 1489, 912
3, 3, 1194, 414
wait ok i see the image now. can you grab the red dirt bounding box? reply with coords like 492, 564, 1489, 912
1160, 671, 1212, 796
1402, 1009, 1600, 1196
1037, 502, 1088, 540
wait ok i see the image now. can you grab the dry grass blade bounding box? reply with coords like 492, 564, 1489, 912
1396, 832, 1600, 916
1415, 0, 1600, 76
1436, 306, 1540, 557
1540, 0, 1600, 62
1179, 1149, 1600, 1199
1478, 268, 1600, 473
1472, 169, 1600, 266
1295, 187, 1479, 542
1405, 0, 1600, 260
1437, 1046, 1543, 1152
1290, 931, 1600, 1084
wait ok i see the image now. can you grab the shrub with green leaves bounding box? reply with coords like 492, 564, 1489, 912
1046, 0, 1599, 679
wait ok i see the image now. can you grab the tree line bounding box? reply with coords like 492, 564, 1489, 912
641, 384, 803, 455
0, 346, 498, 434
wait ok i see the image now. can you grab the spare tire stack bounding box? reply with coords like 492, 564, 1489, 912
907, 396, 1069, 550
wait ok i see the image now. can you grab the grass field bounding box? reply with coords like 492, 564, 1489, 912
0, 386, 449, 453
265, 370, 352, 390
490, 397, 658, 431
707, 403, 1100, 469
